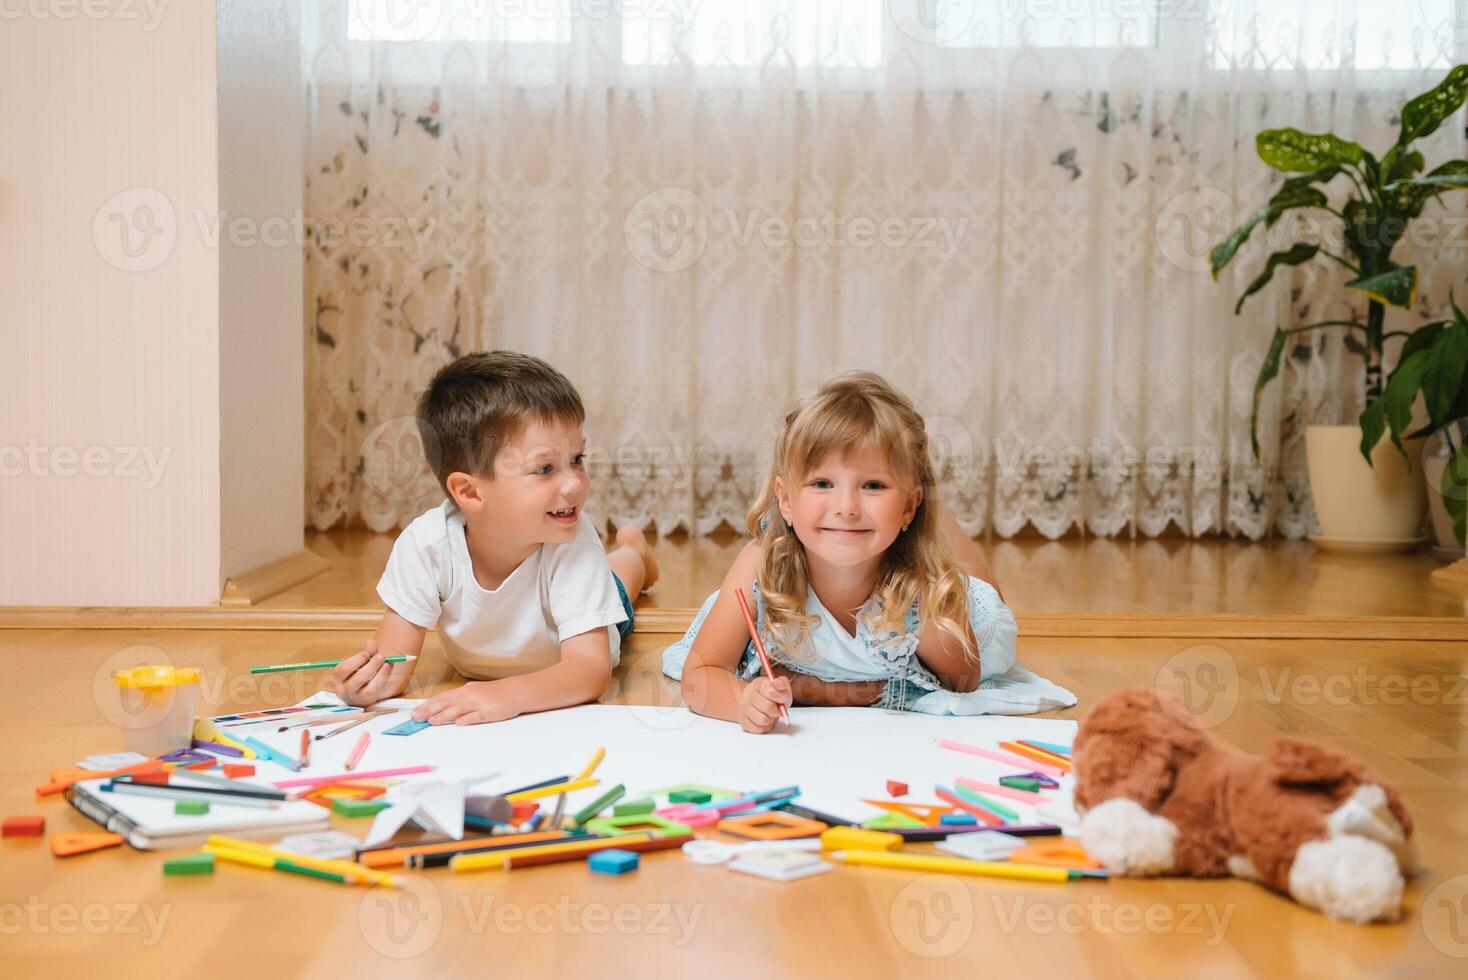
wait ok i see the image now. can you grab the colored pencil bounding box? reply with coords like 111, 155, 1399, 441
451, 834, 654, 872
954, 777, 1045, 804
505, 777, 597, 803
572, 784, 625, 825
163, 770, 287, 799
249, 656, 416, 674
103, 782, 279, 809
776, 802, 857, 826
344, 732, 370, 771
299, 728, 311, 769
1019, 739, 1072, 757
575, 747, 606, 781
934, 786, 1002, 825
412, 833, 595, 870
829, 849, 1077, 882
272, 765, 434, 789
894, 824, 1062, 842
242, 736, 303, 772
209, 837, 396, 887
503, 834, 691, 870
999, 740, 1073, 772
191, 738, 245, 757
357, 831, 575, 869
504, 775, 569, 796
952, 784, 1020, 821
734, 587, 790, 727
936, 739, 1066, 778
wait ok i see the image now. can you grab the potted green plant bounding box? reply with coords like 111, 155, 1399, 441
1211, 65, 1468, 549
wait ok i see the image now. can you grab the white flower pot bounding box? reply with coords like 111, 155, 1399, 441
1304, 424, 1426, 549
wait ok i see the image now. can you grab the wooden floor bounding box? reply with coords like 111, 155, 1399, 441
3, 535, 1467, 978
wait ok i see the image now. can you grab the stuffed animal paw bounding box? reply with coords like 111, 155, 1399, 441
1072, 688, 1415, 923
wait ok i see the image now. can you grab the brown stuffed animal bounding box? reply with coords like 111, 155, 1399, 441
1072, 688, 1415, 923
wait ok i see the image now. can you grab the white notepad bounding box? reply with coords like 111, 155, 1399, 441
67, 778, 329, 850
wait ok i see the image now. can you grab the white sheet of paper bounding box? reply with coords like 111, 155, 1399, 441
296, 693, 1080, 832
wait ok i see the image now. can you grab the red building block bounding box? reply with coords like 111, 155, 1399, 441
886, 780, 908, 797
3, 815, 45, 837
221, 764, 255, 778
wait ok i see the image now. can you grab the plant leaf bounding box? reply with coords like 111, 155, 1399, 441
1345, 266, 1418, 309
1257, 128, 1364, 172
1421, 322, 1468, 426
1365, 349, 1430, 457
1235, 244, 1320, 313
1387, 149, 1425, 182
1251, 327, 1289, 459
1264, 183, 1329, 228
1384, 159, 1468, 214
1398, 64, 1468, 146
1443, 438, 1468, 547
1209, 209, 1267, 278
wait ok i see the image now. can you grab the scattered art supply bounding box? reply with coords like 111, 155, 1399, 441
299, 728, 311, 769
272, 765, 435, 789
998, 776, 1041, 792
77, 752, 150, 771
954, 777, 1051, 805
504, 835, 689, 870
861, 800, 954, 824
728, 849, 832, 882
999, 740, 1073, 772
734, 586, 790, 727
1019, 739, 1072, 757
249, 656, 416, 674
668, 789, 711, 804
3, 815, 45, 837
895, 824, 1062, 842
718, 811, 827, 840
277, 831, 362, 860
936, 739, 1066, 778
937, 831, 1030, 862
51, 831, 125, 857
656, 806, 719, 829
1008, 839, 1102, 871
242, 736, 302, 772
163, 853, 215, 876
222, 764, 255, 779
952, 785, 1020, 821
863, 812, 926, 830
103, 782, 281, 810
206, 836, 395, 887
934, 787, 1003, 825
829, 849, 1079, 882
36, 759, 168, 796
333, 799, 391, 818
452, 834, 654, 872
384, 718, 432, 737
192, 739, 244, 758
613, 799, 654, 817
345, 732, 371, 771
584, 813, 692, 839
506, 778, 597, 803
316, 709, 397, 741
576, 747, 606, 781
587, 849, 639, 875
820, 826, 903, 852
886, 780, 908, 797
940, 813, 977, 826
175, 800, 210, 816
682, 838, 825, 866
778, 802, 855, 827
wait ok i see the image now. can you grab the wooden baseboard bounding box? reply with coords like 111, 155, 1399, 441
0, 605, 1465, 640
220, 548, 332, 607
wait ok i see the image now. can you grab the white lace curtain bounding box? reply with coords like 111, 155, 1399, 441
303, 0, 1468, 538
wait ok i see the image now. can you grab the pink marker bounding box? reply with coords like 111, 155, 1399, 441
344, 732, 371, 772
954, 777, 1047, 804
271, 764, 435, 789
936, 739, 1066, 778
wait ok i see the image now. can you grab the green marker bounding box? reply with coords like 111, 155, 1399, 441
249, 655, 416, 674
572, 784, 626, 826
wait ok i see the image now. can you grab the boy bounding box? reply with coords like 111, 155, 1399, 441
331, 351, 658, 725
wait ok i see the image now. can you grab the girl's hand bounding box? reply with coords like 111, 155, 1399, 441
738, 676, 792, 733
412, 680, 521, 726
330, 640, 398, 707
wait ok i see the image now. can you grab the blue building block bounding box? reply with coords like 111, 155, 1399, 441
939, 812, 978, 826
588, 849, 640, 875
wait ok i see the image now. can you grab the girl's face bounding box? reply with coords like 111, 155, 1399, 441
775, 445, 921, 570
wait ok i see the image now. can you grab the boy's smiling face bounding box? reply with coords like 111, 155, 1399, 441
446, 417, 590, 546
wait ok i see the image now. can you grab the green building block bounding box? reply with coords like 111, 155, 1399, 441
998, 776, 1041, 793
163, 853, 215, 876
175, 800, 210, 816
861, 812, 926, 830
668, 789, 712, 804
332, 798, 391, 818
612, 799, 654, 817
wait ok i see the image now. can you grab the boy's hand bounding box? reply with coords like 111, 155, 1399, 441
413, 680, 520, 726
737, 676, 792, 734
330, 639, 399, 707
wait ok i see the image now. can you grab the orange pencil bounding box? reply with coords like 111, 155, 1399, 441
734, 587, 790, 727
344, 731, 370, 771
299, 728, 311, 769
1000, 740, 1072, 772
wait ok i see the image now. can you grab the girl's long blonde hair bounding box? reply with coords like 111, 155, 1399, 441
746, 372, 975, 664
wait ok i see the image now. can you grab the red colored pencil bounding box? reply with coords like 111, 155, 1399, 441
344, 731, 370, 772
734, 587, 790, 727
299, 727, 310, 769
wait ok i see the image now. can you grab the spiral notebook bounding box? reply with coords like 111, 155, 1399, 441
66, 778, 329, 850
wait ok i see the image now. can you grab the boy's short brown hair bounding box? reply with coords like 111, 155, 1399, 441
417, 351, 585, 490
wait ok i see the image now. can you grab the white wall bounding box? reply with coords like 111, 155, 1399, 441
217, 0, 305, 581
0, 1, 304, 605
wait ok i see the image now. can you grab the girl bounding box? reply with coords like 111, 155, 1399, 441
663, 372, 1075, 733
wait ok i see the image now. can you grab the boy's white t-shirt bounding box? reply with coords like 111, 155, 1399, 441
377, 501, 628, 679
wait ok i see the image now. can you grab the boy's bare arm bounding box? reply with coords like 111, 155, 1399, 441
331, 610, 427, 706
411, 628, 613, 725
